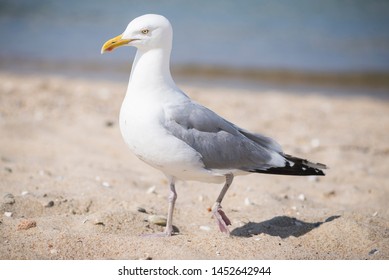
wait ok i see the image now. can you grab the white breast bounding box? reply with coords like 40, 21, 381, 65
119, 87, 223, 183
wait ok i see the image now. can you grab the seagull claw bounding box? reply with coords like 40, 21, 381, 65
212, 204, 231, 234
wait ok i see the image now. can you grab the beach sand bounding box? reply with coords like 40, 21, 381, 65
0, 72, 388, 259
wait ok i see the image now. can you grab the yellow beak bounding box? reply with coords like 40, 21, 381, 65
101, 34, 131, 54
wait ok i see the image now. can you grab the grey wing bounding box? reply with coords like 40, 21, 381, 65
162, 101, 284, 171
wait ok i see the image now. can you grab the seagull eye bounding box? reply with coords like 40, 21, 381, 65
141, 29, 149, 34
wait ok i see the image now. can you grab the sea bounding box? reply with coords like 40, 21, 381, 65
0, 0, 389, 94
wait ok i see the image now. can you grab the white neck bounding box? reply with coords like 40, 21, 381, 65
128, 47, 176, 90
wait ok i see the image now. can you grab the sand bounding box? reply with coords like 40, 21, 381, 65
0, 72, 388, 260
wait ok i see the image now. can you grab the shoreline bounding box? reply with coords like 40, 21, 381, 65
1, 55, 389, 98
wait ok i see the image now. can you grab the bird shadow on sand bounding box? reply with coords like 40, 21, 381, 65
231, 215, 341, 238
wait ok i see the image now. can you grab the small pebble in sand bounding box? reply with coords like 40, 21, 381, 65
199, 225, 211, 231
138, 253, 152, 260
244, 197, 254, 205
147, 215, 167, 226
17, 220, 37, 230
372, 211, 378, 217
297, 194, 306, 201
101, 181, 111, 188
3, 193, 15, 204
137, 207, 147, 213
323, 190, 336, 199
105, 120, 115, 127
4, 212, 13, 217
44, 201, 54, 208
369, 248, 379, 256
50, 249, 58, 255
147, 185, 157, 194
38, 170, 51, 176
21, 191, 29, 196
4, 167, 12, 173
93, 220, 105, 226
307, 176, 319, 182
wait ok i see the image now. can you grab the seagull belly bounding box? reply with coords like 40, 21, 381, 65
119, 97, 222, 183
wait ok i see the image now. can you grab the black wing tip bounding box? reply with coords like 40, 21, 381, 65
251, 166, 326, 176
250, 154, 327, 176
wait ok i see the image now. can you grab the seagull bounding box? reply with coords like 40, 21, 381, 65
101, 14, 327, 237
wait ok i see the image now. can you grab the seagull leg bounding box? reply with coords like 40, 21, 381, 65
212, 174, 233, 234
142, 177, 177, 237
164, 177, 177, 236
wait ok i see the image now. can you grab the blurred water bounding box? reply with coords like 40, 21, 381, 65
0, 0, 389, 80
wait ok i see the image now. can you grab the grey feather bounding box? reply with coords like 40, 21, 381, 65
163, 101, 283, 170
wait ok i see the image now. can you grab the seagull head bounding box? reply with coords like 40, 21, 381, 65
101, 14, 173, 54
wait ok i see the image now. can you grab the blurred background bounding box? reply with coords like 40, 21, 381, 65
1, 0, 389, 93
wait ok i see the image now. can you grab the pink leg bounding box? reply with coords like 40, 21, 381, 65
212, 202, 231, 233
212, 174, 233, 234
142, 177, 177, 237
